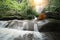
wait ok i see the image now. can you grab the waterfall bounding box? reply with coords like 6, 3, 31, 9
34, 18, 50, 32
34, 23, 38, 31
0, 19, 51, 40
33, 17, 39, 31
0, 21, 8, 28
0, 28, 52, 40
0, 20, 49, 31
33, 0, 47, 31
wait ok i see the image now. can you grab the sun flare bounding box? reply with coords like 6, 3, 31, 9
29, 0, 48, 13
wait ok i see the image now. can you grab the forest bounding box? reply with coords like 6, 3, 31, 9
0, 0, 60, 20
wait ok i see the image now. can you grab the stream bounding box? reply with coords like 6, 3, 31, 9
0, 19, 59, 40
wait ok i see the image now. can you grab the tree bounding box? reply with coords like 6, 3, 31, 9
44, 0, 60, 12
0, 0, 38, 20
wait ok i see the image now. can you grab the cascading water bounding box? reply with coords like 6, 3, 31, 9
7, 20, 25, 30
0, 21, 8, 28
0, 0, 52, 40
33, 17, 39, 31
33, 0, 49, 32
33, 0, 48, 32
34, 23, 38, 31
34, 19, 49, 32
0, 19, 52, 40
0, 27, 52, 40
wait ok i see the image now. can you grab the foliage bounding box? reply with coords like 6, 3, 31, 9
0, 0, 38, 19
44, 0, 60, 12
44, 0, 60, 20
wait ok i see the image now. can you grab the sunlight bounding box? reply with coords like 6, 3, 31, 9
29, 0, 48, 13
34, 0, 48, 6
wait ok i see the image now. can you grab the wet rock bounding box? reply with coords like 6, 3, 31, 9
14, 33, 34, 40
23, 33, 33, 40
14, 36, 22, 40
0, 19, 60, 32
5, 20, 34, 31
39, 20, 60, 32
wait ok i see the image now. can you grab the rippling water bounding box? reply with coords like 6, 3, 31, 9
0, 28, 53, 40
0, 21, 8, 28
0, 20, 53, 40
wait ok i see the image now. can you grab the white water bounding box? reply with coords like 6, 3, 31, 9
0, 21, 8, 28
0, 19, 51, 40
33, 17, 49, 32
0, 28, 50, 40
33, 17, 39, 31
0, 19, 49, 31
34, 23, 38, 31
33, 0, 48, 32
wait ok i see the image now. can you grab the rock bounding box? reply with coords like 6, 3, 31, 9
0, 19, 60, 32
14, 36, 22, 40
39, 19, 60, 32
6, 20, 34, 31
